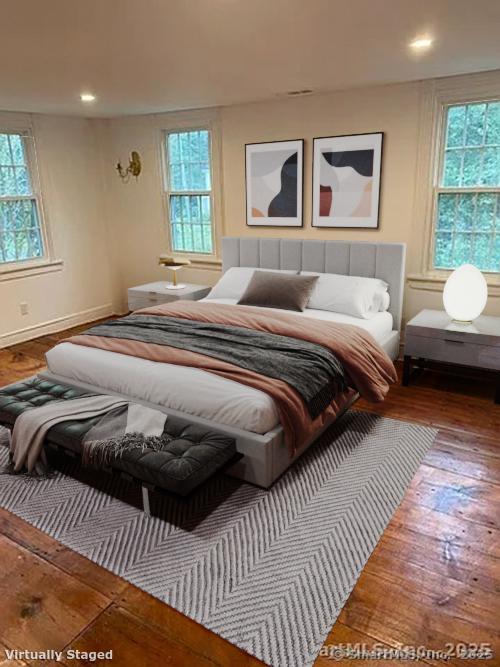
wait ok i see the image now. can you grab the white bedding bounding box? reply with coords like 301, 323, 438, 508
204, 298, 393, 341
46, 302, 393, 435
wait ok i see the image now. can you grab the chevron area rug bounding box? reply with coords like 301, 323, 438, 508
0, 411, 436, 667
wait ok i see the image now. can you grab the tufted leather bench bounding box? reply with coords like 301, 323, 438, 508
0, 377, 237, 501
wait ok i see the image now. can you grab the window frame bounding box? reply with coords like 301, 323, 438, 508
161, 125, 219, 261
411, 72, 500, 290
431, 100, 500, 274
0, 127, 52, 274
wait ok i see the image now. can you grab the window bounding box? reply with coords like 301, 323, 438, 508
164, 129, 214, 255
433, 100, 500, 272
0, 132, 45, 265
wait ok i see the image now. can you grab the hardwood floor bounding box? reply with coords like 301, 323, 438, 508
0, 323, 499, 666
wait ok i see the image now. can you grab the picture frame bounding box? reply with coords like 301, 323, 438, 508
245, 139, 304, 227
312, 132, 383, 229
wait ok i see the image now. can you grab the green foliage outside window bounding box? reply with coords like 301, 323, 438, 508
435, 101, 500, 272
165, 130, 213, 254
0, 133, 44, 264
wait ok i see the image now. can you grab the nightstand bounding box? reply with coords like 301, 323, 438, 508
403, 309, 500, 403
128, 282, 211, 311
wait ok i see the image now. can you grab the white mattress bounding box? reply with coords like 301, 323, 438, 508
46, 302, 393, 435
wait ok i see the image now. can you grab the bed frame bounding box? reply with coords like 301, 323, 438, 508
42, 237, 406, 488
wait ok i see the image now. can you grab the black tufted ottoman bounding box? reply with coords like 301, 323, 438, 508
0, 377, 238, 508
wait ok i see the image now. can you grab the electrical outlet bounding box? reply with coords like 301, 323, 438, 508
20, 302, 29, 316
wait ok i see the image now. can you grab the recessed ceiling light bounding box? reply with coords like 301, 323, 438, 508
409, 37, 433, 50
80, 93, 96, 103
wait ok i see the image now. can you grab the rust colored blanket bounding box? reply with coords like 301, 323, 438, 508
66, 301, 397, 454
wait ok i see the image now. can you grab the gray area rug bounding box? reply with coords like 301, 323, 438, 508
0, 412, 437, 667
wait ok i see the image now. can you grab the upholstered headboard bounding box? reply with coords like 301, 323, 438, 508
222, 237, 406, 331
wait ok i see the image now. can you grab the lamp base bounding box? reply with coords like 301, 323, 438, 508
165, 282, 186, 290
451, 318, 474, 325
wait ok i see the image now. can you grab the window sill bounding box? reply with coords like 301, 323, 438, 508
408, 271, 500, 296
0, 259, 64, 282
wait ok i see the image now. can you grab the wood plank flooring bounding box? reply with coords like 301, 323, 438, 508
0, 323, 499, 666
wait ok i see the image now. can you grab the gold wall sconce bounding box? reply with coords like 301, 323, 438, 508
116, 151, 142, 182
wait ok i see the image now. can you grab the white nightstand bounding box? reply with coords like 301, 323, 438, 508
128, 282, 211, 311
403, 309, 500, 403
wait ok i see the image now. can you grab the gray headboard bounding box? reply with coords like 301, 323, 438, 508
222, 237, 406, 331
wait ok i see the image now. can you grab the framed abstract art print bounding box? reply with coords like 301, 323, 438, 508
312, 132, 383, 228
245, 139, 304, 227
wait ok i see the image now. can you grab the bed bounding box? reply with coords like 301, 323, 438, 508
42, 237, 406, 487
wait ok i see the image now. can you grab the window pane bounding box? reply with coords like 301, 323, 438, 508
446, 106, 466, 148
0, 199, 43, 263
167, 133, 180, 163
201, 195, 211, 222
169, 196, 181, 222
453, 232, 473, 266
169, 194, 213, 254
492, 236, 500, 273
434, 193, 500, 271
167, 130, 211, 191
442, 150, 462, 186
0, 167, 18, 195
0, 134, 33, 196
434, 232, 453, 268
485, 101, 500, 145
14, 166, 32, 195
473, 233, 492, 270
0, 135, 11, 164
437, 193, 456, 230
456, 193, 474, 231
8, 135, 26, 165
465, 103, 486, 146
476, 193, 496, 231
462, 148, 482, 186
482, 147, 500, 186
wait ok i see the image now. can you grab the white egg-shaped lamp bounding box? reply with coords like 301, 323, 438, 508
443, 264, 488, 323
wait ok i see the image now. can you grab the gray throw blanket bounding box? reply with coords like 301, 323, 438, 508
84, 314, 348, 419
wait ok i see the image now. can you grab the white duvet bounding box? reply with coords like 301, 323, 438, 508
46, 300, 393, 435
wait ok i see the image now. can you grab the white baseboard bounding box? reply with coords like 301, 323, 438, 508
0, 304, 114, 349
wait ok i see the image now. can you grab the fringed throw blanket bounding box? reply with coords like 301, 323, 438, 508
66, 301, 398, 454
81, 403, 169, 467
8, 397, 168, 475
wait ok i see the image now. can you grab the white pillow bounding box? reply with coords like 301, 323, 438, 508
378, 290, 391, 312
301, 271, 389, 319
207, 267, 297, 301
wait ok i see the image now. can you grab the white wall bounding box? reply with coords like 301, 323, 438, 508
0, 113, 113, 346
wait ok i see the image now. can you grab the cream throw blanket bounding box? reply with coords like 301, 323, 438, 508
10, 396, 129, 474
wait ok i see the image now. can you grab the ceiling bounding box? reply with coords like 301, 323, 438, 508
1, 0, 500, 118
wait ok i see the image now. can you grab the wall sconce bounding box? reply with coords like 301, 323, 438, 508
116, 151, 142, 182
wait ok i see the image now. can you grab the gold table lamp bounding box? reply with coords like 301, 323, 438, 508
158, 254, 191, 290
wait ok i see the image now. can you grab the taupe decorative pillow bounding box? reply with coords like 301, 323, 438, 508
237, 271, 319, 312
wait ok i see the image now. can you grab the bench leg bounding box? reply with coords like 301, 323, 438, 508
141, 485, 151, 516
